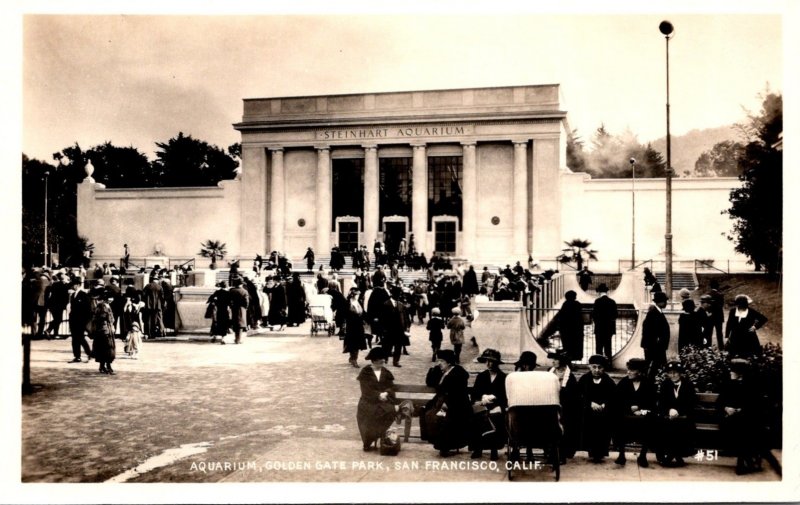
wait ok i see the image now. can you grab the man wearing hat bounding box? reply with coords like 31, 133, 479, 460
678, 298, 702, 351
613, 358, 656, 467
655, 361, 697, 467
446, 307, 467, 364
718, 358, 762, 474
142, 273, 165, 339
470, 349, 507, 461
379, 285, 410, 367
578, 354, 616, 463
697, 295, 715, 348
67, 278, 93, 363
591, 283, 618, 360
641, 291, 670, 380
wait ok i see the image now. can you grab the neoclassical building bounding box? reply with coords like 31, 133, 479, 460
233, 84, 567, 262
77, 84, 743, 269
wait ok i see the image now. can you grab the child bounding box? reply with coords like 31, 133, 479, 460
125, 322, 143, 359
426, 307, 445, 362
447, 307, 467, 364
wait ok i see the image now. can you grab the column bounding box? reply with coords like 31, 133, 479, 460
239, 146, 267, 258
269, 148, 285, 253
531, 138, 562, 259
363, 145, 379, 248
315, 147, 331, 253
513, 141, 528, 257
411, 144, 428, 255
461, 142, 477, 259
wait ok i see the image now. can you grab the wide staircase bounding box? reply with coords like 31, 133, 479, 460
655, 271, 699, 291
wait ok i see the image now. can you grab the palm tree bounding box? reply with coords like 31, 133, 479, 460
199, 240, 227, 270
558, 238, 598, 270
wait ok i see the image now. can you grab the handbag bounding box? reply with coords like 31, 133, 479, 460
472, 404, 496, 437
379, 427, 402, 456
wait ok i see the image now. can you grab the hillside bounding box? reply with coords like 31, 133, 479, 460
650, 125, 740, 176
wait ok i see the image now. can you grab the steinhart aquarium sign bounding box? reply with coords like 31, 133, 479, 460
317, 124, 474, 141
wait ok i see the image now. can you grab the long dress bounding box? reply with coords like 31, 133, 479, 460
343, 304, 367, 354
266, 283, 287, 327
356, 366, 398, 448
207, 289, 231, 337
91, 302, 116, 363
656, 378, 697, 460
578, 372, 616, 459
421, 365, 472, 452
469, 369, 508, 451
119, 299, 144, 338
286, 279, 307, 326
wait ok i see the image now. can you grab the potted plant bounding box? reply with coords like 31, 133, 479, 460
199, 240, 227, 270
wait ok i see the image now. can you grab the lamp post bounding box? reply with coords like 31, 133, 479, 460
629, 158, 636, 270
43, 170, 49, 267
659, 20, 675, 299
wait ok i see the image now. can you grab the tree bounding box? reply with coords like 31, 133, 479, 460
558, 239, 598, 270
199, 240, 227, 270
84, 142, 154, 188
694, 140, 745, 177
152, 132, 238, 187
566, 129, 588, 173
725, 92, 782, 274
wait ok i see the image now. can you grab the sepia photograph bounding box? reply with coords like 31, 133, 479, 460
6, 1, 797, 503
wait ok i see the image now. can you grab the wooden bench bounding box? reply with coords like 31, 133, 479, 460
394, 384, 437, 443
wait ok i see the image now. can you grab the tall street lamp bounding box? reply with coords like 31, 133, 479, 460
43, 169, 49, 267
629, 157, 636, 270
660, 19, 675, 299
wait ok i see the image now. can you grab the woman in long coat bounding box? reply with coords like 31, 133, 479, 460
578, 354, 616, 462
229, 279, 249, 344
356, 348, 399, 451
286, 273, 307, 327
613, 358, 657, 467
655, 361, 697, 467
724, 294, 767, 358
718, 358, 763, 474
91, 289, 117, 374
207, 282, 231, 341
469, 349, 507, 460
343, 290, 367, 367
422, 349, 472, 456
265, 278, 287, 330
548, 290, 585, 361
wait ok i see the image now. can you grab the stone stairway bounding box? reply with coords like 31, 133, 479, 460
655, 271, 698, 291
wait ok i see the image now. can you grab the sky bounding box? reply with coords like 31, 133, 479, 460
19, 7, 786, 162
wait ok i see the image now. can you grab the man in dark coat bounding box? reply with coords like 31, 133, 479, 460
229, 278, 249, 344
367, 281, 391, 344
613, 358, 657, 467
105, 277, 123, 335
655, 361, 696, 467
303, 247, 315, 272
641, 291, 670, 379
578, 354, 617, 463
546, 290, 585, 361
577, 266, 594, 291
379, 286, 409, 368
285, 273, 307, 327
591, 283, 617, 359
160, 274, 176, 335
67, 279, 93, 362
46, 273, 70, 338
462, 266, 479, 296
708, 280, 726, 349
142, 275, 165, 339
32, 271, 51, 338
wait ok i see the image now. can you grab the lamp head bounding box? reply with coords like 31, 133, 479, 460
629, 158, 636, 165
659, 20, 675, 38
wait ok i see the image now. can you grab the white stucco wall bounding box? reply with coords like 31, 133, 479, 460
77, 179, 242, 266
284, 149, 317, 253
475, 142, 514, 257
560, 173, 746, 271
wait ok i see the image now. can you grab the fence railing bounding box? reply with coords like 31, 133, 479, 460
525, 273, 566, 336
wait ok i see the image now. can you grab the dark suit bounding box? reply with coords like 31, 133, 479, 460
142, 280, 165, 338
724, 308, 767, 357
656, 379, 696, 460
380, 299, 409, 364
68, 290, 93, 359
640, 304, 670, 377
591, 294, 617, 358
46, 280, 70, 336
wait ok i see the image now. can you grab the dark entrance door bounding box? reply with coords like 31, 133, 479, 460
383, 222, 406, 256
338, 222, 359, 254
434, 221, 457, 254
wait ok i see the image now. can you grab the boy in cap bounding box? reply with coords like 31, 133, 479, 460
578, 354, 616, 463
656, 361, 697, 467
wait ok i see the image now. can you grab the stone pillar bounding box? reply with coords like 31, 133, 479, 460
531, 138, 562, 259
513, 141, 528, 257
461, 142, 477, 259
315, 147, 331, 254
411, 144, 428, 255
363, 145, 379, 248
269, 148, 285, 252
240, 145, 267, 257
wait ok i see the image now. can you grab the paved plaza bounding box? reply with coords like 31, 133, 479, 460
21, 320, 780, 485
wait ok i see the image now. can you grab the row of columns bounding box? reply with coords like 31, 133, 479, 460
268, 140, 530, 257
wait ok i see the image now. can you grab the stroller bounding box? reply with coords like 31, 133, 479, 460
308, 293, 335, 336
505, 371, 564, 481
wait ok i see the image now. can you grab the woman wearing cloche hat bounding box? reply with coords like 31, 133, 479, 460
655, 361, 697, 467
577, 355, 616, 463
469, 349, 507, 461
420, 350, 472, 457
356, 348, 401, 452
613, 358, 657, 467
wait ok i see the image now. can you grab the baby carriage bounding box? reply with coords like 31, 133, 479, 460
505, 371, 563, 481
308, 293, 335, 336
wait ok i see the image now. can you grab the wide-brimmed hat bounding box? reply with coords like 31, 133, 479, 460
596, 283, 609, 293
436, 349, 458, 365
734, 294, 752, 306
365, 348, 387, 362
626, 357, 648, 372
665, 361, 684, 373
477, 348, 504, 364
547, 349, 571, 365
588, 354, 608, 367
652, 291, 669, 303
513, 351, 538, 368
